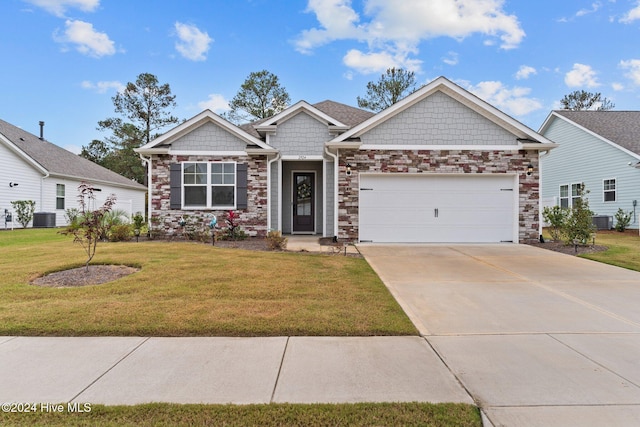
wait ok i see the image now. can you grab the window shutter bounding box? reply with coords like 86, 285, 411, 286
169, 163, 182, 209
236, 163, 248, 209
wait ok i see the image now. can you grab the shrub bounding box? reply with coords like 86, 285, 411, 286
266, 230, 287, 250
614, 208, 632, 232
563, 184, 595, 245
10, 200, 36, 228
542, 206, 568, 241
108, 224, 133, 242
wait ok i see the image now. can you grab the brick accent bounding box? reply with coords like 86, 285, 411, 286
337, 149, 540, 244
151, 155, 268, 237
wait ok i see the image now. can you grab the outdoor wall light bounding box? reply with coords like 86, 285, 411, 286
526, 164, 534, 176
9, 182, 18, 187
346, 163, 352, 176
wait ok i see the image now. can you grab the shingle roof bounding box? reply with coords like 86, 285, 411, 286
238, 100, 374, 139
0, 119, 146, 190
554, 110, 640, 155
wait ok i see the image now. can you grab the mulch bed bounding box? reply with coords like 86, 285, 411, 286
31, 265, 140, 288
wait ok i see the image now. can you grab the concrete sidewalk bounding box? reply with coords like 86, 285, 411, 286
0, 336, 473, 406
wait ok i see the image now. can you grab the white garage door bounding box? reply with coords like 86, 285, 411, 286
359, 174, 516, 243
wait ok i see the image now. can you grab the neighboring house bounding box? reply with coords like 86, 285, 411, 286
539, 111, 640, 229
0, 119, 147, 228
136, 76, 556, 243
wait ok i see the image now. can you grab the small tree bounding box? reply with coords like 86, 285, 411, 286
560, 90, 615, 111
542, 205, 568, 241
563, 184, 595, 245
226, 70, 290, 123
357, 67, 417, 112
614, 208, 632, 232
61, 183, 116, 271
10, 200, 36, 228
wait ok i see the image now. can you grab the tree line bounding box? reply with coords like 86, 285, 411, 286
81, 69, 615, 184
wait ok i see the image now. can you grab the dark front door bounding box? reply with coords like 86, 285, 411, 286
293, 172, 314, 233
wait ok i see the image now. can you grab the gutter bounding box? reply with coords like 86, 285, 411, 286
267, 152, 281, 233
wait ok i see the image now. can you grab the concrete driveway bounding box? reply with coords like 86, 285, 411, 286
359, 244, 640, 427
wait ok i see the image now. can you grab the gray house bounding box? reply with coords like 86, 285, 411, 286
0, 119, 147, 228
539, 111, 640, 229
137, 76, 556, 243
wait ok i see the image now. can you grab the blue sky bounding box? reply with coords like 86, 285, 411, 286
2, 0, 640, 154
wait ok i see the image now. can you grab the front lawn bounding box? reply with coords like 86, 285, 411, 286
581, 229, 640, 271
0, 229, 417, 336
0, 402, 481, 427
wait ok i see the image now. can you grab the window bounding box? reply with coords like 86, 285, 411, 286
559, 185, 569, 209
182, 162, 236, 208
603, 179, 616, 202
571, 183, 582, 207
56, 184, 65, 210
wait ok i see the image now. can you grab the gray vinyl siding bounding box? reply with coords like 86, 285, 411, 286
171, 122, 247, 151
268, 113, 332, 156
541, 117, 640, 228
360, 91, 515, 146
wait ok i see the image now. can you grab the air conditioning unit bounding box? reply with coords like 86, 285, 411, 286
33, 212, 56, 228
592, 215, 612, 230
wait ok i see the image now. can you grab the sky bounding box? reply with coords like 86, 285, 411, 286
2, 0, 640, 154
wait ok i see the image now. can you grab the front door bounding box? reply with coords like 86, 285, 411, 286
293, 172, 314, 233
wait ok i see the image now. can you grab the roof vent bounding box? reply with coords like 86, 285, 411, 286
39, 121, 44, 140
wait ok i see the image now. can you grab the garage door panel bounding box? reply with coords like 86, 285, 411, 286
359, 174, 516, 243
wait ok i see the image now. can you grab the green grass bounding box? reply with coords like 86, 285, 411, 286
0, 402, 481, 427
0, 228, 417, 336
581, 229, 640, 271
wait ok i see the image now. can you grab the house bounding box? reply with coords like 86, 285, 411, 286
136, 76, 557, 243
0, 119, 147, 228
539, 111, 640, 229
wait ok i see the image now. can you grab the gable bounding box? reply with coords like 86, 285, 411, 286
359, 91, 516, 146
268, 112, 333, 155
171, 121, 248, 152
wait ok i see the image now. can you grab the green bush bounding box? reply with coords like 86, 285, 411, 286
108, 224, 133, 242
563, 185, 595, 245
614, 208, 632, 232
10, 200, 36, 228
542, 206, 568, 241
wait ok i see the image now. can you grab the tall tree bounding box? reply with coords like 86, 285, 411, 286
227, 70, 290, 123
357, 67, 417, 112
560, 90, 615, 111
80, 73, 179, 183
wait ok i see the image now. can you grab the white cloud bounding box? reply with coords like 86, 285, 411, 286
23, 0, 99, 17
295, 0, 525, 74
81, 80, 125, 93
612, 82, 624, 91
343, 49, 421, 74
620, 59, 640, 85
576, 2, 601, 17
464, 80, 543, 116
564, 63, 600, 88
197, 94, 229, 113
515, 65, 536, 80
174, 22, 213, 61
54, 19, 115, 57
620, 2, 640, 23
442, 51, 458, 66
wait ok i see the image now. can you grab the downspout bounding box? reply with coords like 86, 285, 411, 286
324, 145, 339, 238
138, 153, 151, 226
538, 149, 552, 240
267, 152, 281, 232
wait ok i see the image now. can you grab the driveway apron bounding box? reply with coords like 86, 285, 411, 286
359, 244, 640, 427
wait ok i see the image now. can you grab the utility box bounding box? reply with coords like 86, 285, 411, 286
592, 215, 613, 230
33, 212, 56, 228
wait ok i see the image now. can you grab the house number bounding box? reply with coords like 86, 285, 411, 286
298, 155, 307, 160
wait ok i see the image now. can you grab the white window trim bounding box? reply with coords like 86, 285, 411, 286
559, 184, 569, 209
56, 184, 65, 210
570, 182, 583, 207
182, 161, 237, 210
603, 178, 616, 203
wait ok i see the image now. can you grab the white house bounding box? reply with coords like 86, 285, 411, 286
1, 119, 147, 228
539, 111, 640, 229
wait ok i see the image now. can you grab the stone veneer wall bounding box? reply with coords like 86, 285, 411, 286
337, 149, 540, 244
151, 154, 269, 237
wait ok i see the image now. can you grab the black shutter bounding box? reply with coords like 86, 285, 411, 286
236, 163, 248, 210
169, 163, 182, 209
